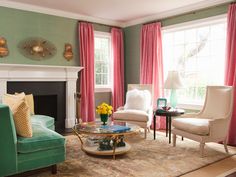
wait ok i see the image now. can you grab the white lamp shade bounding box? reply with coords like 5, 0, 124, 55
164, 71, 183, 89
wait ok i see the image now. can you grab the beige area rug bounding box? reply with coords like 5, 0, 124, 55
34, 132, 236, 177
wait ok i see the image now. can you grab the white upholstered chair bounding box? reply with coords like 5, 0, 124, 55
172, 86, 234, 157
113, 84, 153, 138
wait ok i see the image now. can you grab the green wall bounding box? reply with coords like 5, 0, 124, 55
159, 3, 228, 27
0, 7, 78, 66
124, 3, 229, 87
0, 7, 110, 66
124, 24, 142, 88
0, 6, 112, 117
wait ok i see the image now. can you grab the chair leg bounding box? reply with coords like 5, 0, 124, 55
51, 165, 57, 174
144, 128, 147, 139
200, 142, 205, 157
173, 134, 176, 147
223, 140, 229, 153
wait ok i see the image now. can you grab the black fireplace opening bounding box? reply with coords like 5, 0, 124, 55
34, 95, 57, 121
7, 81, 66, 133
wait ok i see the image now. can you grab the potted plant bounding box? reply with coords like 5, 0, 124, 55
96, 102, 113, 125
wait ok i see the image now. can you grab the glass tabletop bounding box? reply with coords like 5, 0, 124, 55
73, 121, 140, 135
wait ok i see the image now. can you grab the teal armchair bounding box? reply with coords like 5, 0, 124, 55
0, 104, 65, 177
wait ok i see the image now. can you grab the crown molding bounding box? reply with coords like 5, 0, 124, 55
161, 14, 227, 31
0, 0, 233, 28
122, 0, 232, 27
0, 0, 124, 27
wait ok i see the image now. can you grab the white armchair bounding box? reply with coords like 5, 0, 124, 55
113, 84, 153, 138
172, 86, 234, 157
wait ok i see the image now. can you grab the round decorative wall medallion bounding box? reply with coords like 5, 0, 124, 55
18, 37, 56, 60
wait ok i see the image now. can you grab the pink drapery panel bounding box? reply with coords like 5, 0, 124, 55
225, 3, 236, 146
140, 22, 165, 129
111, 28, 124, 112
78, 22, 95, 122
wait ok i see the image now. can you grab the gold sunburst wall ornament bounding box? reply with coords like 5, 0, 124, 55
0, 37, 9, 57
63, 43, 73, 61
18, 37, 56, 60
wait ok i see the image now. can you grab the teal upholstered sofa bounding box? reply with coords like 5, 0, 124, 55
0, 104, 65, 177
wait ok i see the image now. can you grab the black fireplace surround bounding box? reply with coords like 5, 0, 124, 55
7, 81, 66, 133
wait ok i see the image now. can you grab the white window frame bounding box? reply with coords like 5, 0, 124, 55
162, 14, 227, 110
94, 31, 113, 93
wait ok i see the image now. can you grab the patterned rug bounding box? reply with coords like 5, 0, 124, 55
34, 132, 236, 177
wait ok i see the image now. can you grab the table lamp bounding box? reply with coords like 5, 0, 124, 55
164, 71, 183, 108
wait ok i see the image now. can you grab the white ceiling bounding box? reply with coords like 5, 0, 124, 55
0, 0, 232, 27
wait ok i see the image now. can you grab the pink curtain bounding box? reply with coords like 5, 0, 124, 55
78, 22, 95, 122
111, 28, 124, 112
140, 22, 165, 129
225, 3, 236, 146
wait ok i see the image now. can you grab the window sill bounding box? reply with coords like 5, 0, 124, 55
177, 103, 203, 111
95, 87, 112, 93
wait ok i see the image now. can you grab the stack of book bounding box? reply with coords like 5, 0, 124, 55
100, 125, 131, 133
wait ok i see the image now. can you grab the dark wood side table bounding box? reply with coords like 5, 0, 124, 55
153, 108, 185, 143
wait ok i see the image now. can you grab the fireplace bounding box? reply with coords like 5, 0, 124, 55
0, 63, 83, 130
7, 81, 66, 133
34, 95, 57, 120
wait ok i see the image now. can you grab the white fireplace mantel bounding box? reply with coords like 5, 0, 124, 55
0, 63, 83, 129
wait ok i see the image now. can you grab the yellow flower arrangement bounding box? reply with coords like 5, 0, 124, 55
96, 102, 113, 115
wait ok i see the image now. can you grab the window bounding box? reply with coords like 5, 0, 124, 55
94, 31, 112, 91
162, 16, 227, 108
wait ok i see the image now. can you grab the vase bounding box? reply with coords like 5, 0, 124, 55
100, 114, 108, 125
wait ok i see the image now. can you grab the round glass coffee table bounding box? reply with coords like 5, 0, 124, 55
72, 121, 140, 159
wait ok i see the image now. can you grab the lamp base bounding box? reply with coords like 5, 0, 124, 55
170, 89, 178, 108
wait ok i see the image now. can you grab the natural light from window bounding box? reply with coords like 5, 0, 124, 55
94, 32, 112, 90
162, 17, 227, 106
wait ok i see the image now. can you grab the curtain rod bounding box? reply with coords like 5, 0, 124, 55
78, 20, 121, 29
143, 1, 232, 25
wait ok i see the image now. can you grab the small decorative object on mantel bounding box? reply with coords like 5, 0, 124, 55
18, 37, 56, 61
96, 102, 113, 125
0, 37, 9, 57
63, 43, 73, 61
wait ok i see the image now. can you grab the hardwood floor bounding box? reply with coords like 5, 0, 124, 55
182, 155, 236, 177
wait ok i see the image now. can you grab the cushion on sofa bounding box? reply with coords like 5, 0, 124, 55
17, 124, 65, 154
2, 93, 33, 138
31, 114, 54, 129
12, 101, 32, 138
24, 94, 35, 115
15, 93, 35, 115
172, 118, 210, 135
2, 93, 26, 108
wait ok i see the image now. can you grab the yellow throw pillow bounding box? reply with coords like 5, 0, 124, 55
11, 100, 32, 137
2, 93, 33, 137
14, 93, 35, 115
2, 93, 26, 108
25, 94, 35, 115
